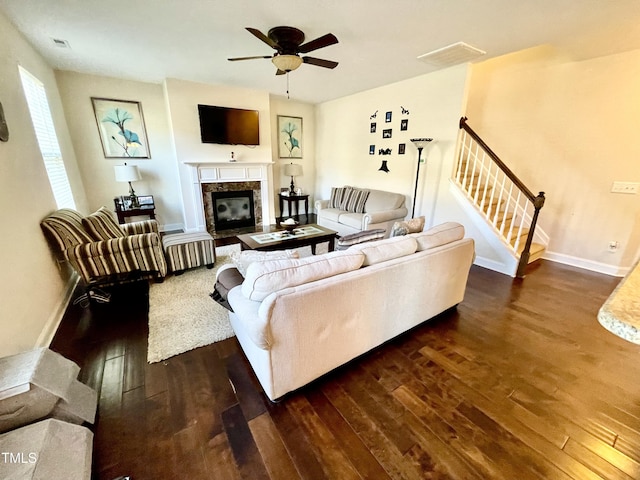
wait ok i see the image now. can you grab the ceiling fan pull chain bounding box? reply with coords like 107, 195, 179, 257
286, 72, 290, 99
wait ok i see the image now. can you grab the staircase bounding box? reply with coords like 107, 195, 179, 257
452, 117, 548, 277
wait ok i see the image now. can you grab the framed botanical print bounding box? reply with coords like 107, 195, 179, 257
92, 97, 150, 158
278, 115, 303, 158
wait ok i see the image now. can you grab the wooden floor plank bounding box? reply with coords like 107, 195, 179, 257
48, 259, 640, 480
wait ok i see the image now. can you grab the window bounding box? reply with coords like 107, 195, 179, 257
19, 66, 76, 210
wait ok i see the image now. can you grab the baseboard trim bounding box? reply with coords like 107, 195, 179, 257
36, 274, 79, 348
473, 256, 516, 277
543, 251, 628, 277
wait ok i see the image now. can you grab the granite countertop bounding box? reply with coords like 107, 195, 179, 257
598, 259, 640, 345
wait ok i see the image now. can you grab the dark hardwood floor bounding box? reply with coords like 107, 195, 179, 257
49, 257, 640, 480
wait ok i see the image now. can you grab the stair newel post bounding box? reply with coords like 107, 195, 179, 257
516, 191, 546, 278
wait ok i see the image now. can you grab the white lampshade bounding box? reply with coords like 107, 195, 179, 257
114, 164, 141, 183
284, 163, 303, 177
272, 54, 303, 72
410, 138, 433, 149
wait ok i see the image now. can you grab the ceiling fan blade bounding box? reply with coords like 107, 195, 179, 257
298, 33, 338, 54
302, 56, 339, 69
246, 27, 278, 49
228, 55, 272, 61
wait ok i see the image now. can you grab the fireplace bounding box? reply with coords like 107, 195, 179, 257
211, 190, 255, 230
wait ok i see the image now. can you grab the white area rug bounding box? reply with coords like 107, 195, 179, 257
147, 244, 240, 363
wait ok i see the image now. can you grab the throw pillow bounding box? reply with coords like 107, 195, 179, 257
329, 187, 345, 209
336, 228, 386, 250
342, 188, 370, 213
82, 206, 125, 241
390, 216, 425, 237
339, 186, 354, 210
230, 249, 300, 277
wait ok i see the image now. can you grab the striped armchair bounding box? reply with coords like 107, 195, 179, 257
41, 208, 167, 287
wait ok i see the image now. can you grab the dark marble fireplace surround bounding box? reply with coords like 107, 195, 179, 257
202, 181, 262, 236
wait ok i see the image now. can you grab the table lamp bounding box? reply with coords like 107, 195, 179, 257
284, 163, 303, 195
114, 163, 141, 207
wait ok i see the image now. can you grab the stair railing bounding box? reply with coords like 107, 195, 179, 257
455, 117, 545, 277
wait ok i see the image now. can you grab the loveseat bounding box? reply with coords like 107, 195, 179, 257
315, 186, 408, 237
224, 222, 475, 401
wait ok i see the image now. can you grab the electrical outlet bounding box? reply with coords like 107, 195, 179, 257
611, 181, 639, 194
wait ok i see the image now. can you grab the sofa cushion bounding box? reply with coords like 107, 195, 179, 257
318, 208, 343, 222
350, 236, 418, 266
336, 228, 386, 250
364, 189, 405, 213
338, 212, 365, 229
241, 250, 365, 301
409, 222, 465, 251
230, 249, 299, 277
82, 206, 125, 241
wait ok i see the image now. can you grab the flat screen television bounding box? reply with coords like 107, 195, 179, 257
198, 104, 260, 145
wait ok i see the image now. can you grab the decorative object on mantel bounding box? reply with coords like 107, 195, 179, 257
92, 97, 150, 158
114, 163, 141, 207
278, 115, 303, 158
0, 101, 9, 142
284, 162, 303, 195
229, 151, 237, 162
410, 138, 433, 217
378, 160, 390, 173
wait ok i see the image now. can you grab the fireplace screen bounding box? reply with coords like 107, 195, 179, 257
211, 190, 255, 230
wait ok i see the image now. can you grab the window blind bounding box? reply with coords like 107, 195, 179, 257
18, 66, 76, 210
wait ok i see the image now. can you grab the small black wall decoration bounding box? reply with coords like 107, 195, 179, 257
378, 148, 392, 155
382, 129, 392, 139
369, 145, 375, 155
398, 143, 405, 154
401, 106, 410, 115
385, 111, 392, 122
401, 119, 408, 131
370, 110, 378, 119
370, 122, 376, 133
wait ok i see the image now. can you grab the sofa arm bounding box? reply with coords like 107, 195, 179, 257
315, 199, 330, 211
363, 207, 408, 227
120, 219, 159, 235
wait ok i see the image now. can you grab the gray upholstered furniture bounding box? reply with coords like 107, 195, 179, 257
226, 222, 474, 401
315, 186, 408, 237
41, 207, 167, 288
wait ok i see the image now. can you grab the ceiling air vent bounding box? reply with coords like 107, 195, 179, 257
417, 42, 485, 68
51, 38, 71, 48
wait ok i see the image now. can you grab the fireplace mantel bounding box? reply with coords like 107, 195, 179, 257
182, 161, 275, 232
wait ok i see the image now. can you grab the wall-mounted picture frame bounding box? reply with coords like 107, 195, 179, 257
401, 119, 408, 131
278, 115, 303, 158
369, 145, 375, 155
92, 97, 150, 158
399, 143, 406, 154
385, 111, 392, 123
383, 128, 392, 139
370, 122, 376, 133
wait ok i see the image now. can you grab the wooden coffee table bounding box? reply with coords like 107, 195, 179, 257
237, 224, 337, 254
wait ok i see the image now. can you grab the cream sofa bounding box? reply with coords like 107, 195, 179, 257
225, 222, 475, 401
315, 187, 408, 237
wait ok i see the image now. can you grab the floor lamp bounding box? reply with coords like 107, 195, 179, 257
410, 138, 433, 218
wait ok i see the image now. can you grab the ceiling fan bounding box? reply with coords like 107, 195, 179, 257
228, 26, 339, 75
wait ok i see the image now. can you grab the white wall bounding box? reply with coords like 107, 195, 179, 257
163, 78, 273, 230
466, 46, 640, 275
314, 64, 506, 264
269, 95, 316, 216
55, 71, 184, 231
0, 12, 87, 356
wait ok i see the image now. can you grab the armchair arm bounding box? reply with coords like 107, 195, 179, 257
362, 207, 408, 227
315, 199, 330, 211
120, 219, 159, 235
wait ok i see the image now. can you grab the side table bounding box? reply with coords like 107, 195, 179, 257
114, 197, 156, 224
279, 193, 309, 218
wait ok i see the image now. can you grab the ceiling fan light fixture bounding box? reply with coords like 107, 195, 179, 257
272, 54, 303, 72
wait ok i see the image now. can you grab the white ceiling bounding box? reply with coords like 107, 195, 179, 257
3, 0, 640, 104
